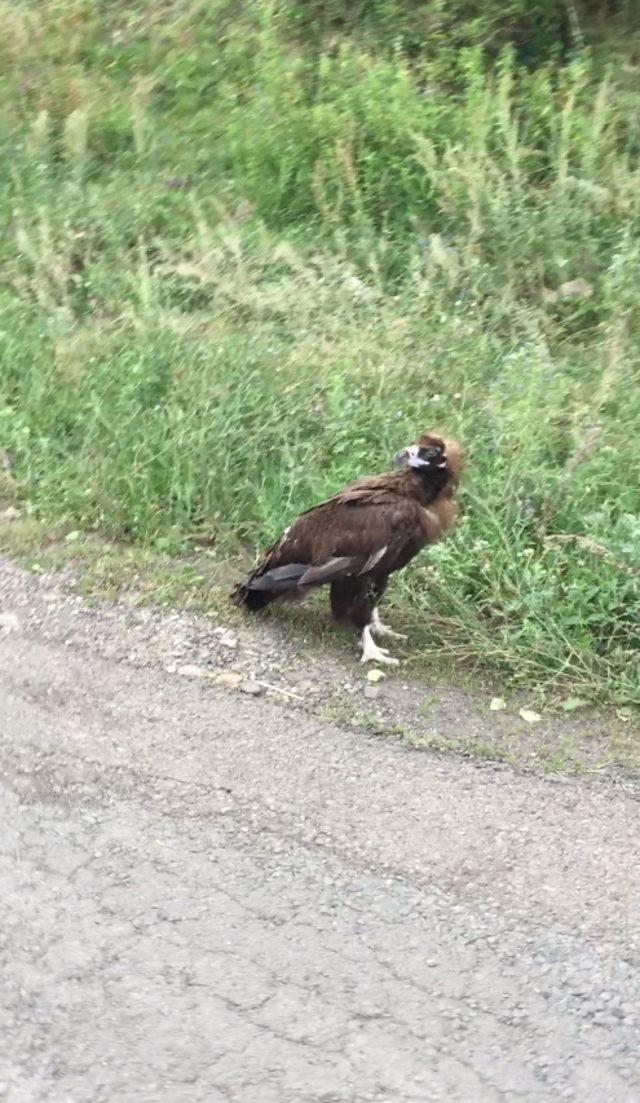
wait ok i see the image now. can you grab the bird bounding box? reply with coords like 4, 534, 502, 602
231, 431, 463, 665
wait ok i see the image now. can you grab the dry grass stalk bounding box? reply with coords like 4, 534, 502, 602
543, 534, 639, 579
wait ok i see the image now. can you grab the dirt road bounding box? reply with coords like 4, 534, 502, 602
1, 558, 639, 1102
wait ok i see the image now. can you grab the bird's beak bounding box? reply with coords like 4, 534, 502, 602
393, 448, 411, 468
393, 444, 448, 470
393, 445, 428, 469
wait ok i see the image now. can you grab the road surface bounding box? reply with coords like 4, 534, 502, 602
0, 559, 639, 1101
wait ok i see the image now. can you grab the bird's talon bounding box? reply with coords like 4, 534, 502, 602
375, 626, 407, 641
371, 608, 407, 641
360, 626, 400, 665
360, 653, 400, 666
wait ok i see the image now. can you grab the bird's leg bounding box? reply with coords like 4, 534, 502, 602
370, 607, 407, 641
360, 624, 399, 665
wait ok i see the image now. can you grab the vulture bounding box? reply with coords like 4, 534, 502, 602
231, 431, 463, 665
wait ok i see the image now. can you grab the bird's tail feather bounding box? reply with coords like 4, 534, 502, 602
247, 563, 308, 591
230, 583, 275, 612
231, 555, 361, 612
230, 563, 308, 612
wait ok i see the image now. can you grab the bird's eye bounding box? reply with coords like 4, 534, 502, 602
420, 446, 442, 461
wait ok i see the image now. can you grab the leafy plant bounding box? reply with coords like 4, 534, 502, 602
0, 0, 638, 701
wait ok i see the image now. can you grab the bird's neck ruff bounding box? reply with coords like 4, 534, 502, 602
398, 465, 451, 505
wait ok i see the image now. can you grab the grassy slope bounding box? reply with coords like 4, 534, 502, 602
0, 1, 639, 703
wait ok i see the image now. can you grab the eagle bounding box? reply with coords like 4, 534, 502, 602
231, 431, 463, 665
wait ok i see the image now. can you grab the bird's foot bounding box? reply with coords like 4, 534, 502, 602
360, 625, 400, 666
371, 608, 407, 641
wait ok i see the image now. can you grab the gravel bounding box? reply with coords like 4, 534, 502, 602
0, 554, 640, 1100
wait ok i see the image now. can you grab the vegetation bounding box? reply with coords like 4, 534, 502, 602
0, 0, 638, 702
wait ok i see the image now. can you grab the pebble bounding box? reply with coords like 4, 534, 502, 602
593, 1012, 618, 1028
1, 506, 20, 521
0, 612, 20, 633
364, 685, 381, 700
177, 664, 211, 680
240, 680, 265, 697
215, 671, 243, 689
219, 632, 238, 650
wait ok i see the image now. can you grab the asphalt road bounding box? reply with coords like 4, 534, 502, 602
1, 560, 639, 1102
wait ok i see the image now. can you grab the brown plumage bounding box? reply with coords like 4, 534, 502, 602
231, 431, 463, 664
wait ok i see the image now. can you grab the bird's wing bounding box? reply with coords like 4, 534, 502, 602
247, 483, 427, 593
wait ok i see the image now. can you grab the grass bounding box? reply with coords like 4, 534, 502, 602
0, 1, 639, 705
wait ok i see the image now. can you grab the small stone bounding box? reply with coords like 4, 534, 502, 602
219, 631, 238, 649
215, 671, 243, 689
240, 680, 265, 697
592, 1012, 617, 1028
0, 612, 20, 633
177, 664, 210, 679
519, 708, 541, 724
364, 685, 380, 700
367, 669, 385, 683
165, 664, 177, 675
2, 506, 20, 521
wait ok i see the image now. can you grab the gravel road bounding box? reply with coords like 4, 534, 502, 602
0, 558, 639, 1102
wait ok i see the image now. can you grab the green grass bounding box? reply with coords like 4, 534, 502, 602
0, 0, 639, 704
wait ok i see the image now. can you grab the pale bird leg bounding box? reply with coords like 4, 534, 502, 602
371, 607, 407, 641
360, 625, 400, 666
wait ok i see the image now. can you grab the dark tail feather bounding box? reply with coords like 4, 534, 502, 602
230, 563, 309, 613
248, 563, 308, 590
298, 556, 360, 586
231, 583, 276, 612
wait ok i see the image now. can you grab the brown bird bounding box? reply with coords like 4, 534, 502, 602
231, 431, 463, 664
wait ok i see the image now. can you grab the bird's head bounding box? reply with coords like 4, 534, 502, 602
392, 430, 463, 500
392, 432, 463, 488
393, 434, 447, 472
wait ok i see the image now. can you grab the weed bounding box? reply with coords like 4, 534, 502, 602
0, 2, 638, 703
